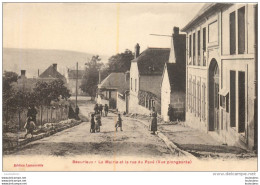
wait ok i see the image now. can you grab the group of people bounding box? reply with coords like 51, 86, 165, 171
90, 104, 123, 133
94, 103, 109, 117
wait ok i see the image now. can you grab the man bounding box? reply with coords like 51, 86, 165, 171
167, 104, 174, 122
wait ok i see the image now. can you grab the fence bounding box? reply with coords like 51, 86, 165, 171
3, 106, 69, 132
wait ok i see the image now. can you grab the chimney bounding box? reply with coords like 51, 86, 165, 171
21, 70, 26, 77
38, 69, 40, 77
53, 63, 57, 71
173, 27, 179, 35
135, 43, 140, 58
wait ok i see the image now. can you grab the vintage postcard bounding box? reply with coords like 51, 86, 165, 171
2, 2, 258, 172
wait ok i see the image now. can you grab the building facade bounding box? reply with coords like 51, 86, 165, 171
182, 3, 257, 150
129, 44, 170, 115
66, 69, 85, 96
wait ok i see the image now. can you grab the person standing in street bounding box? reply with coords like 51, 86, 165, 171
167, 104, 174, 122
75, 105, 80, 120
90, 114, 96, 133
68, 105, 75, 119
104, 104, 109, 117
94, 103, 99, 114
150, 107, 157, 135
115, 113, 123, 132
99, 104, 103, 116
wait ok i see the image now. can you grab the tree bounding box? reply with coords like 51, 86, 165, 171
34, 79, 71, 124
107, 49, 134, 73
80, 55, 104, 98
3, 71, 19, 125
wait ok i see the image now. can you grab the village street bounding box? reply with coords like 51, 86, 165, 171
7, 98, 173, 157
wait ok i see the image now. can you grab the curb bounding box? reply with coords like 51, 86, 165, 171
4, 120, 83, 154
130, 117, 196, 159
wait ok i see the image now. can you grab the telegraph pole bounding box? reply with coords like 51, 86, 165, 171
76, 62, 78, 107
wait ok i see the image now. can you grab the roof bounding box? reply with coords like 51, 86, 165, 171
181, 3, 232, 32
39, 65, 65, 79
68, 70, 85, 79
98, 73, 129, 94
132, 48, 170, 75
165, 63, 185, 92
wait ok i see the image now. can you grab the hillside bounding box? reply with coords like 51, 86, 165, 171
3, 48, 109, 78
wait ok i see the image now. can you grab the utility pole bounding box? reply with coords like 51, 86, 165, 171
76, 62, 78, 107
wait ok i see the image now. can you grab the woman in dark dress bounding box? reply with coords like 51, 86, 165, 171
150, 107, 157, 134
90, 114, 95, 133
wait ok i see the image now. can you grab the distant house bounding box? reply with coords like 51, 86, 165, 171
16, 70, 37, 92
129, 44, 170, 115
161, 27, 186, 122
97, 72, 129, 111
38, 63, 66, 82
66, 69, 85, 96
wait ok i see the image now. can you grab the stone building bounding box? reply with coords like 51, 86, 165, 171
182, 3, 257, 150
161, 27, 186, 122
38, 63, 66, 83
66, 69, 85, 96
129, 44, 170, 115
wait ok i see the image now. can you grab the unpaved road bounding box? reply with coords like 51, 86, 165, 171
7, 99, 173, 157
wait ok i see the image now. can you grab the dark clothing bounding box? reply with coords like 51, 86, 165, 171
99, 105, 103, 116
115, 117, 122, 127
94, 104, 99, 114
68, 106, 75, 119
90, 117, 95, 133
104, 105, 108, 116
27, 107, 37, 123
150, 111, 157, 132
168, 106, 174, 121
75, 107, 80, 120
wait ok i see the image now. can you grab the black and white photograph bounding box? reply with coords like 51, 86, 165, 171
2, 2, 258, 176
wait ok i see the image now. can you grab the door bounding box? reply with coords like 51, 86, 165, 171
214, 65, 220, 131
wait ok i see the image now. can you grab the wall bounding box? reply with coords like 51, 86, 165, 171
117, 93, 126, 113
161, 67, 171, 121
67, 78, 85, 95
140, 75, 162, 98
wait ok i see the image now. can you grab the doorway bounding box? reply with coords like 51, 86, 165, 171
209, 59, 219, 131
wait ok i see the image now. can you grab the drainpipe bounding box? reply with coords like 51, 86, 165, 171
253, 4, 258, 151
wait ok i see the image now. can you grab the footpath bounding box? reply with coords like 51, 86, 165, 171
125, 113, 257, 159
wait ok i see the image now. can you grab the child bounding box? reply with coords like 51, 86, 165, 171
115, 113, 123, 132
24, 116, 36, 138
90, 114, 95, 133
104, 104, 109, 117
95, 114, 101, 132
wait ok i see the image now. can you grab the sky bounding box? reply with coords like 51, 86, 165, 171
3, 3, 205, 56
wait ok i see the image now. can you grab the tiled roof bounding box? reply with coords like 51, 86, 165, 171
39, 65, 65, 79
68, 70, 85, 79
98, 72, 129, 94
132, 48, 170, 75
181, 3, 232, 32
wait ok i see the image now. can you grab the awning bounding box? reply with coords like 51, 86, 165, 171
219, 88, 229, 96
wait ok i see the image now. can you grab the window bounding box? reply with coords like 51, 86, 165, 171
189, 35, 192, 58
208, 21, 218, 43
197, 82, 201, 119
238, 71, 245, 133
238, 6, 245, 54
198, 30, 201, 66
193, 79, 196, 116
193, 33, 196, 65
202, 83, 206, 121
135, 79, 137, 92
230, 11, 236, 55
203, 27, 206, 66
131, 78, 132, 90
